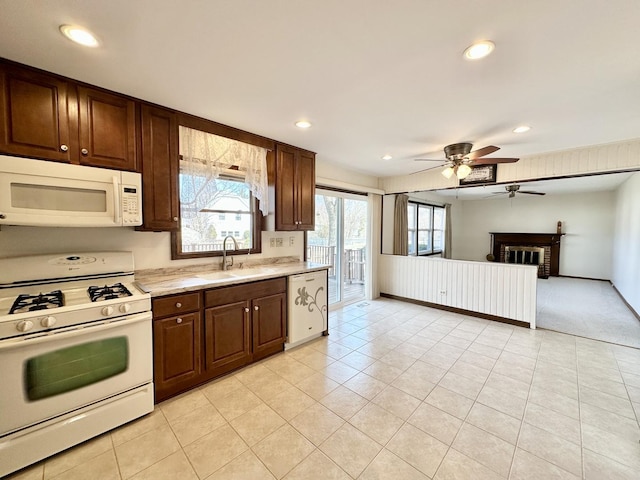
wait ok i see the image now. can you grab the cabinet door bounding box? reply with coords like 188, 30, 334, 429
139, 104, 179, 230
153, 312, 201, 402
252, 292, 286, 360
204, 301, 251, 375
77, 86, 137, 171
296, 150, 315, 230
0, 65, 72, 162
275, 144, 297, 230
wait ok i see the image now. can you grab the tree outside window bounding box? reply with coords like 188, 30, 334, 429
173, 175, 260, 258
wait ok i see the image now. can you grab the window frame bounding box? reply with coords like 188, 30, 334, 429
407, 201, 445, 256
170, 175, 262, 260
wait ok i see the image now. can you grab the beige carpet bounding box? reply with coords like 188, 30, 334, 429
536, 277, 640, 348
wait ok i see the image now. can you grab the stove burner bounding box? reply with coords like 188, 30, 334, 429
88, 283, 132, 302
9, 291, 64, 314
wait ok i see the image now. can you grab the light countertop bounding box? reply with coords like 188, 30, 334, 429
135, 260, 329, 297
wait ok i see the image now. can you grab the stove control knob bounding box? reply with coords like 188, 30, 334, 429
40, 316, 57, 328
102, 306, 114, 316
119, 303, 131, 314
17, 320, 34, 332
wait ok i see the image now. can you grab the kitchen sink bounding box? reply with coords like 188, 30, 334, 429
196, 271, 239, 281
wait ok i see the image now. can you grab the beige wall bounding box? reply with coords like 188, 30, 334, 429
612, 172, 640, 313
455, 191, 615, 280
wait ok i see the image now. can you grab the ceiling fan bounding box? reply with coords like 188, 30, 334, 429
414, 142, 519, 179
493, 184, 546, 198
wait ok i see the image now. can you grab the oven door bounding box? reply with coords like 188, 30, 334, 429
0, 312, 152, 437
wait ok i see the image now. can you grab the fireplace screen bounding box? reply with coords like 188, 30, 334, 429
504, 246, 545, 265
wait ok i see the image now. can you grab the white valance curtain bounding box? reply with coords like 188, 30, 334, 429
179, 126, 269, 216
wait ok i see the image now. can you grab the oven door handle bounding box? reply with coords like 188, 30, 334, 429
0, 312, 151, 350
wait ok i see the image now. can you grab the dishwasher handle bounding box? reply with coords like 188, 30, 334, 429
289, 272, 326, 284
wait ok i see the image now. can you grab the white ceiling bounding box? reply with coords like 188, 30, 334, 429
0, 1, 639, 178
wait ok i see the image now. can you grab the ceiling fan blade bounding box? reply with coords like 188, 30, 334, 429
472, 157, 519, 165
411, 164, 446, 174
519, 191, 546, 195
414, 158, 444, 162
484, 192, 508, 199
466, 145, 500, 159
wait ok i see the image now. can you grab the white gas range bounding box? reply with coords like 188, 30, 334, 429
0, 252, 154, 477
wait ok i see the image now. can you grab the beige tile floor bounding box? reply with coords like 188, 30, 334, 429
8, 298, 640, 479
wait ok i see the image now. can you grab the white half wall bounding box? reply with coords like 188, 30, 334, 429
455, 191, 615, 280
612, 172, 640, 314
379, 255, 537, 326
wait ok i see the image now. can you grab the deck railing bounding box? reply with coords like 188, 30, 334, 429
307, 245, 365, 284
183, 240, 249, 252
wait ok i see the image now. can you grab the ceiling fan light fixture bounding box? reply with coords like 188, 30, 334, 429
513, 125, 531, 133
59, 25, 99, 47
456, 164, 472, 179
441, 166, 455, 179
463, 40, 495, 60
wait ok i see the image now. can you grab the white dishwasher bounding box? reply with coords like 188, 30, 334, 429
286, 270, 328, 349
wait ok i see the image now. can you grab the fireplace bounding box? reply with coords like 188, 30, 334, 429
490, 232, 563, 278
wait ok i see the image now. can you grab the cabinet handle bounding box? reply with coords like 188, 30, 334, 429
244, 307, 250, 313
175, 302, 182, 308
173, 217, 178, 222
81, 148, 89, 156
254, 305, 259, 311
176, 318, 183, 324
60, 144, 68, 152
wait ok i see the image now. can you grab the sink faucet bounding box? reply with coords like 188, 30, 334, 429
222, 235, 239, 271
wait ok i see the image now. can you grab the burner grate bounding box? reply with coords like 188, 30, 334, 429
88, 283, 132, 302
9, 291, 64, 314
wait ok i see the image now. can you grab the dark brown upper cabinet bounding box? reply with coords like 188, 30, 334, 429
139, 104, 179, 231
77, 86, 137, 171
269, 143, 315, 231
0, 60, 138, 171
0, 64, 73, 162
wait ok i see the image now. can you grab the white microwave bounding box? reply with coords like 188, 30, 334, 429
0, 155, 142, 227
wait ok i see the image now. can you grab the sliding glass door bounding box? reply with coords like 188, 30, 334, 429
308, 190, 368, 305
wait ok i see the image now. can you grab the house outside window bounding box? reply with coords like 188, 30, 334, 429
173, 175, 260, 258
408, 201, 445, 256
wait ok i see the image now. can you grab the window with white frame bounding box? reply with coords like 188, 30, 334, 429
407, 202, 445, 256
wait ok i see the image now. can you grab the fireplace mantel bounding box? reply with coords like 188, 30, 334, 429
489, 232, 564, 277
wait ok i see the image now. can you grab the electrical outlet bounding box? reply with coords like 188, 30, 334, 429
439, 290, 446, 295
276, 237, 283, 247
289, 236, 295, 246
270, 238, 275, 247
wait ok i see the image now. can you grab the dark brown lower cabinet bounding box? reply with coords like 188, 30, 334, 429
204, 301, 252, 376
153, 312, 201, 402
152, 278, 287, 402
252, 293, 287, 361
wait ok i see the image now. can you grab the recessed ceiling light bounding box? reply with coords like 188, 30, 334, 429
463, 40, 495, 60
295, 120, 312, 129
513, 125, 531, 133
59, 25, 99, 47
382, 154, 393, 161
